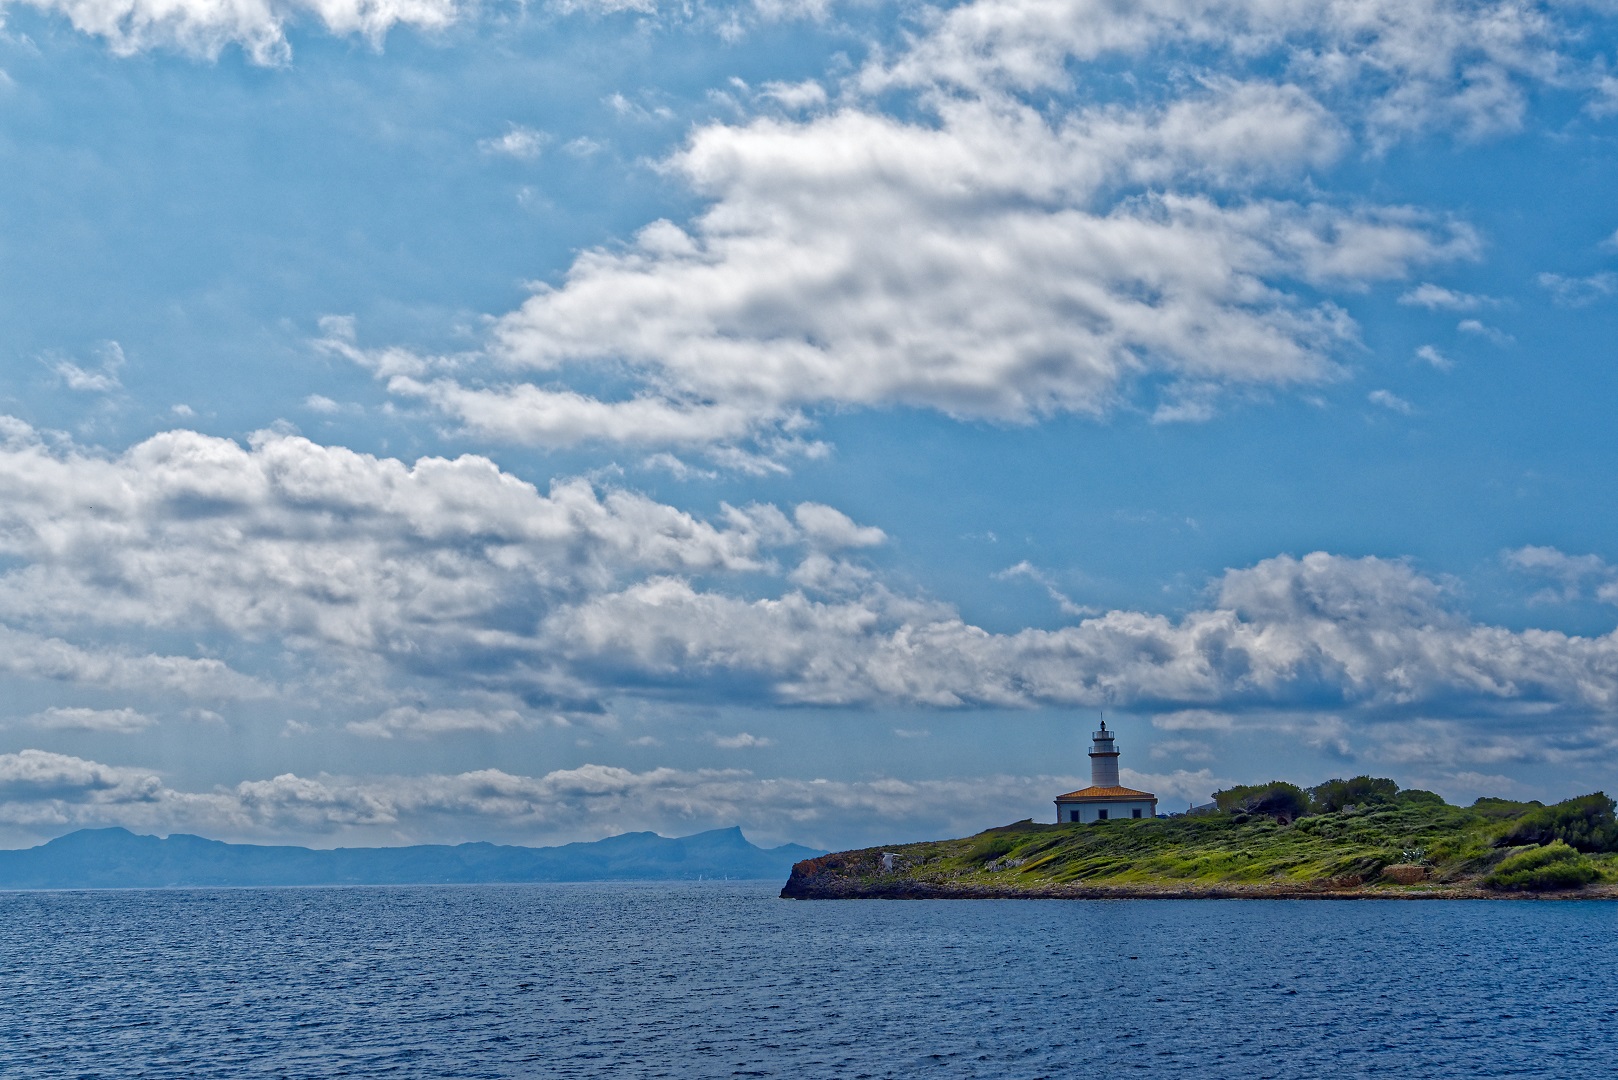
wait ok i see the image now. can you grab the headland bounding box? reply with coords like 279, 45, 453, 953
781, 790, 1618, 900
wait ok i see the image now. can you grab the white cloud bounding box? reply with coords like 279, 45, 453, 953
0, 418, 842, 706
1149, 738, 1214, 762
1414, 345, 1453, 371
1152, 709, 1237, 732
758, 79, 828, 111
1537, 270, 1618, 307
1367, 388, 1415, 414
0, 749, 168, 818
49, 341, 125, 394
419, 91, 1458, 448
15, 0, 461, 64
0, 624, 266, 700
1506, 545, 1618, 605
25, 707, 154, 733
540, 553, 1618, 725
709, 731, 772, 748
1457, 318, 1512, 344
1398, 283, 1494, 310
996, 560, 1097, 616
346, 705, 540, 739
4, 420, 1618, 748
300, 1, 1585, 458
793, 503, 885, 549
303, 394, 342, 414
479, 124, 549, 160
864, 0, 1581, 141
564, 137, 605, 158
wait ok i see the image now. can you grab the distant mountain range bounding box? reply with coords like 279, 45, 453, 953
0, 827, 822, 889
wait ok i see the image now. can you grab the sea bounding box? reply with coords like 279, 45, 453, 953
0, 882, 1612, 1078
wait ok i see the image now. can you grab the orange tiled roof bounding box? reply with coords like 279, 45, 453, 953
1054, 785, 1157, 801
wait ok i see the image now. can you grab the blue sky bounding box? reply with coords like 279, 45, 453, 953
1, 0, 1618, 849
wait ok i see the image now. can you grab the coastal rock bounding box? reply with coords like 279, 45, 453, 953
1382, 864, 1428, 885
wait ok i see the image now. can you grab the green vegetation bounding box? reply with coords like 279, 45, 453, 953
1483, 841, 1599, 891
1305, 776, 1398, 813
1212, 781, 1309, 821
785, 783, 1618, 899
1497, 793, 1618, 853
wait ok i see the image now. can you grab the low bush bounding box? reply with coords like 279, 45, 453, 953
1213, 782, 1309, 821
1483, 841, 1598, 891
1498, 793, 1618, 854
1472, 797, 1544, 820
966, 835, 1019, 863
1308, 776, 1398, 814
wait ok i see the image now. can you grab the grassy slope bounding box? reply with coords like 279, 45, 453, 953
782, 803, 1618, 898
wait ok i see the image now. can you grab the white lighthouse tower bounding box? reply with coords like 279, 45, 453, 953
1053, 720, 1158, 823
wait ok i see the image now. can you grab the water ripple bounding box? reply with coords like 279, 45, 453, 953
0, 884, 1612, 1078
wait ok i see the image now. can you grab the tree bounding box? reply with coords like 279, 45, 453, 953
1499, 792, 1618, 853
1307, 776, 1398, 814
1212, 782, 1310, 822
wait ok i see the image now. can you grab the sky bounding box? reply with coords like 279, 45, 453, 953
1, 0, 1617, 851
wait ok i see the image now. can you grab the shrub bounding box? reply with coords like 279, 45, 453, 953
1472, 797, 1544, 820
1395, 788, 1447, 807
1213, 782, 1309, 822
966, 835, 1018, 863
1308, 776, 1399, 814
1498, 793, 1618, 854
1484, 841, 1598, 891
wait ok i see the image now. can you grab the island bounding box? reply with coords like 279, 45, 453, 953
781, 781, 1618, 900
0, 825, 821, 890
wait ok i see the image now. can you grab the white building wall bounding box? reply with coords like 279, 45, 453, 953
1057, 800, 1156, 823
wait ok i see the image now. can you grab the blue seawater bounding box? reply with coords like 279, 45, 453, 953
0, 883, 1613, 1078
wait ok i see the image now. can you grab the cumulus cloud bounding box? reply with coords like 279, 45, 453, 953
434, 94, 1459, 445
48, 341, 126, 394
4, 421, 1618, 730
346, 705, 539, 739
793, 503, 885, 550
758, 79, 828, 111
1457, 318, 1512, 344
1414, 345, 1453, 371
0, 749, 168, 822
1399, 283, 1495, 311
1367, 388, 1415, 414
25, 707, 155, 733
866, 0, 1580, 140
1506, 545, 1618, 605
342, 0, 1535, 454
479, 124, 549, 160
14, 0, 460, 64
541, 553, 1618, 726
1537, 270, 1618, 307
709, 731, 772, 749
0, 624, 266, 700
0, 417, 859, 706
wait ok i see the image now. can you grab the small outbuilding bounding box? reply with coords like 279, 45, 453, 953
1054, 720, 1157, 823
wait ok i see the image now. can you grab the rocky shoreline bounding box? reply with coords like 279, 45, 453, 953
779, 844, 1618, 901
780, 874, 1618, 900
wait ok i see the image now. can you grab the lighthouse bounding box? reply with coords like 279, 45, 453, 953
1053, 720, 1158, 823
